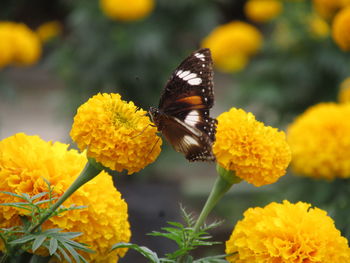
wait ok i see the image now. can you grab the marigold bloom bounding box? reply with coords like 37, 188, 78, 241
0, 133, 131, 262
287, 103, 350, 179
332, 6, 350, 51
308, 14, 330, 38
100, 0, 154, 21
244, 0, 282, 23
0, 21, 41, 67
338, 77, 350, 103
213, 108, 291, 187
0, 22, 15, 68
201, 21, 263, 72
36, 21, 62, 43
313, 0, 350, 19
226, 200, 350, 263
70, 93, 162, 174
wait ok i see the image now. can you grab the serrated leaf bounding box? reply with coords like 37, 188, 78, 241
32, 235, 47, 252
49, 238, 58, 255
57, 245, 72, 263
31, 192, 49, 201
60, 242, 81, 263
9, 234, 36, 244
0, 203, 32, 211
111, 242, 160, 263
166, 221, 184, 228
0, 191, 28, 200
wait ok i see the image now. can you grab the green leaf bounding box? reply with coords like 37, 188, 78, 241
111, 242, 160, 263
9, 234, 36, 245
32, 235, 47, 252
0, 191, 28, 200
31, 192, 49, 201
57, 245, 72, 263
60, 242, 81, 263
49, 238, 58, 255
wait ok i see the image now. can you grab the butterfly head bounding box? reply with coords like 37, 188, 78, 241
149, 106, 161, 128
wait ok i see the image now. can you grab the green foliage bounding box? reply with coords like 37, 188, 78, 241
49, 0, 220, 113
112, 207, 226, 263
0, 180, 93, 263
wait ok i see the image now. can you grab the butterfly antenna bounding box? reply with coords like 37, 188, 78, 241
131, 124, 151, 139
146, 136, 161, 160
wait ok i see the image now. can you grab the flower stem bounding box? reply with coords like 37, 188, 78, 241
193, 165, 241, 234
28, 159, 102, 233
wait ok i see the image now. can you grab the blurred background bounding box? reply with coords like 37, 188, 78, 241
1, 0, 350, 261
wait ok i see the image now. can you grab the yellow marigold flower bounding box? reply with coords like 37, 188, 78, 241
36, 21, 62, 43
11, 23, 41, 66
332, 6, 350, 51
287, 103, 350, 179
70, 93, 162, 174
201, 21, 263, 73
0, 133, 131, 262
244, 0, 282, 23
0, 22, 15, 68
226, 200, 350, 263
308, 14, 330, 38
100, 0, 154, 21
313, 0, 350, 19
213, 108, 291, 187
339, 77, 350, 103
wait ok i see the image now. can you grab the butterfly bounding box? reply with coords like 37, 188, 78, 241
149, 48, 217, 162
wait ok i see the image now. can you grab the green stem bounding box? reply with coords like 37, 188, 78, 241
193, 165, 241, 234
28, 159, 102, 233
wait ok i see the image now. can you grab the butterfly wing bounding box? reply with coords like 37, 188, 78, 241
155, 48, 217, 161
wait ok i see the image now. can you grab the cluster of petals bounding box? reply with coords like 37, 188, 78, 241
100, 0, 155, 21
213, 108, 291, 187
0, 21, 41, 68
332, 6, 350, 51
226, 200, 350, 263
201, 21, 262, 72
338, 77, 350, 103
244, 0, 282, 23
0, 133, 131, 262
287, 102, 350, 179
70, 93, 162, 174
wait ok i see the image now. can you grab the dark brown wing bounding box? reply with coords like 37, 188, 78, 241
158, 48, 216, 142
158, 114, 215, 161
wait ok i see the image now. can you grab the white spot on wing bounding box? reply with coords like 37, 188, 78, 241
176, 70, 183, 76
182, 135, 200, 146
178, 70, 190, 79
184, 110, 200, 125
188, 78, 202, 85
183, 73, 197, 81
195, 53, 206, 61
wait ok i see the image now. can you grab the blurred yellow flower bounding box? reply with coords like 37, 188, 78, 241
308, 14, 330, 38
0, 22, 15, 68
338, 77, 350, 103
287, 103, 350, 179
0, 21, 41, 68
201, 21, 263, 73
213, 108, 291, 187
226, 200, 350, 263
70, 93, 162, 174
244, 0, 282, 23
0, 133, 131, 262
12, 23, 41, 65
36, 21, 62, 43
100, 0, 154, 21
313, 0, 350, 19
332, 6, 350, 51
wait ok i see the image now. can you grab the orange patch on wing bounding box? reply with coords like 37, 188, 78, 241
177, 96, 202, 105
